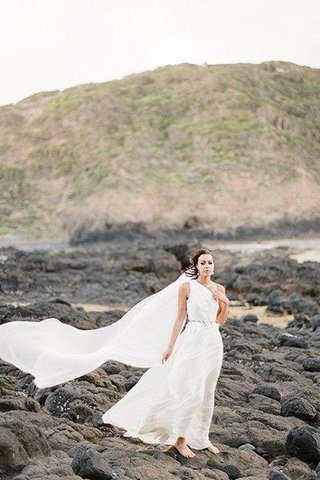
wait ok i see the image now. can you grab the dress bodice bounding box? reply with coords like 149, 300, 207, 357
187, 279, 219, 326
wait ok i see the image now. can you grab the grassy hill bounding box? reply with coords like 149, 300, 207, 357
0, 61, 319, 239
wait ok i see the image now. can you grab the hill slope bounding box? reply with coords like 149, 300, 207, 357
0, 61, 319, 239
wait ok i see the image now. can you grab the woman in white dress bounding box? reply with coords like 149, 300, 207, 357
0, 246, 229, 459
102, 247, 230, 458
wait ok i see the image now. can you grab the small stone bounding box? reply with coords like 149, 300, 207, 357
238, 443, 256, 451
241, 314, 258, 323
302, 357, 320, 372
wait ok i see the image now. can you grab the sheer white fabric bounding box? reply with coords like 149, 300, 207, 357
0, 271, 190, 389
102, 279, 224, 450
0, 272, 224, 449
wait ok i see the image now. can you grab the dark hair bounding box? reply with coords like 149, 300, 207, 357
184, 247, 214, 279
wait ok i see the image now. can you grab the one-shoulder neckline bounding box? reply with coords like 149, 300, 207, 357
193, 279, 214, 292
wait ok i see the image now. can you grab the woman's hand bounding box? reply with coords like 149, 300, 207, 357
161, 347, 173, 364
210, 288, 229, 305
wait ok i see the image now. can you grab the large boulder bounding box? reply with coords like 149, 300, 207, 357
281, 397, 317, 422
285, 425, 320, 463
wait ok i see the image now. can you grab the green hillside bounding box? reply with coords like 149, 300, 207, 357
0, 61, 319, 238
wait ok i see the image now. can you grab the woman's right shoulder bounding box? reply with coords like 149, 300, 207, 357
178, 281, 191, 298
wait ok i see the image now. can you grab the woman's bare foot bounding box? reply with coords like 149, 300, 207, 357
207, 444, 220, 454
174, 437, 196, 458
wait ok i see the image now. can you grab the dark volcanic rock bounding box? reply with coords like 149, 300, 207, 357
283, 292, 317, 315
278, 333, 308, 348
287, 312, 313, 329
288, 462, 317, 479
311, 313, 320, 330
205, 446, 269, 478
251, 385, 281, 402
71, 448, 114, 479
95, 309, 125, 328
241, 313, 258, 323
269, 470, 291, 480
9, 449, 82, 480
221, 464, 242, 479
281, 397, 317, 422
302, 357, 320, 372
0, 376, 41, 413
248, 394, 281, 415
268, 289, 286, 311
0, 415, 51, 470
70, 443, 190, 480
0, 301, 95, 330
285, 425, 320, 463
0, 243, 319, 478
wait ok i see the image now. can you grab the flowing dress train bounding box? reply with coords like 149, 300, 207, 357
102, 279, 224, 450
0, 272, 190, 389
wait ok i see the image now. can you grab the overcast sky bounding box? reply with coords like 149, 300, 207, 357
0, 0, 319, 106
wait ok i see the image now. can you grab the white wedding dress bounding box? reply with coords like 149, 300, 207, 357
102, 279, 223, 450
0, 271, 223, 450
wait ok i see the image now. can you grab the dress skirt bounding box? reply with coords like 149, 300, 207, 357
102, 320, 224, 450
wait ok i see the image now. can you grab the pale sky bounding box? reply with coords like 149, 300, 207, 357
0, 0, 319, 106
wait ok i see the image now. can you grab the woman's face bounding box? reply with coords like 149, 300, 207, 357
196, 254, 214, 277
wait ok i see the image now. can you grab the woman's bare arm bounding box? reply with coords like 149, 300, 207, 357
166, 282, 189, 350
216, 285, 229, 326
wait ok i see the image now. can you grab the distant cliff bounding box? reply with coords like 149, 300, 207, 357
0, 60, 319, 239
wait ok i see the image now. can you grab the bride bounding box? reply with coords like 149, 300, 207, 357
0, 246, 229, 459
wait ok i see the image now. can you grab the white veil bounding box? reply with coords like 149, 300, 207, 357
0, 271, 189, 389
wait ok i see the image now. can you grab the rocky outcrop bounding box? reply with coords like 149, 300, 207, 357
0, 243, 319, 479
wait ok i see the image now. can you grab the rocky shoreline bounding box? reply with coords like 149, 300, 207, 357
0, 239, 319, 479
